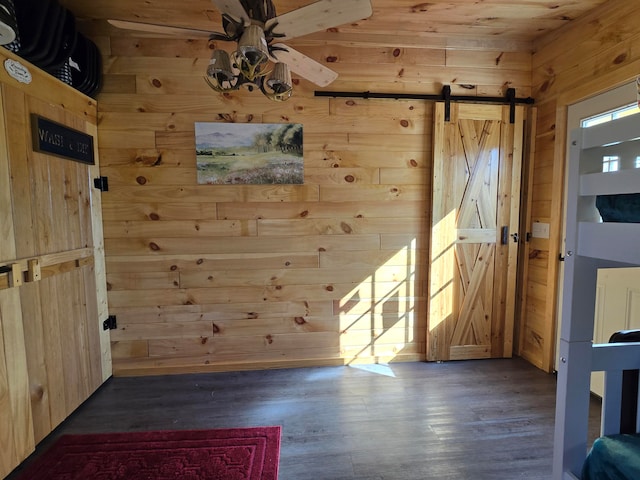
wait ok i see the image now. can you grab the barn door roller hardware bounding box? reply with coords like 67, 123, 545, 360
314, 86, 534, 123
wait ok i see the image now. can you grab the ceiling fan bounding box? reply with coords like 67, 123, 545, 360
108, 0, 373, 101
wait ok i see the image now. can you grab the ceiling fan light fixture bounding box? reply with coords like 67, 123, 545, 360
112, 0, 372, 101
205, 49, 239, 92
236, 24, 269, 80
206, 49, 237, 89
263, 62, 293, 101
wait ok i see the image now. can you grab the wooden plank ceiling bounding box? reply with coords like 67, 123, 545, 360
60, 0, 611, 52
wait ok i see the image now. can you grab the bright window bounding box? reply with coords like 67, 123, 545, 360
602, 155, 619, 172
582, 103, 640, 128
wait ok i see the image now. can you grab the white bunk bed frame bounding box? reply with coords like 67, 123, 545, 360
553, 113, 640, 479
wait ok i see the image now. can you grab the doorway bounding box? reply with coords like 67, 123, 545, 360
428, 102, 525, 361
554, 81, 639, 370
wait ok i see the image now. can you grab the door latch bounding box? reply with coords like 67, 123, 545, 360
501, 226, 509, 245
511, 232, 519, 243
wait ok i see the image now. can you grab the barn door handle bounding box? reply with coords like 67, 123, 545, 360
501, 226, 509, 245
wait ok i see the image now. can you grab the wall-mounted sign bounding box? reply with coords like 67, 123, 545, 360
4, 58, 32, 84
31, 115, 94, 165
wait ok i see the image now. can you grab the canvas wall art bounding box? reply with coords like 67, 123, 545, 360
195, 122, 303, 184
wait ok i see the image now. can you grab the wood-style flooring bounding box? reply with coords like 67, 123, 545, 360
7, 357, 602, 480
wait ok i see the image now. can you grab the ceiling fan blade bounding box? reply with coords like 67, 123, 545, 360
266, 0, 372, 41
211, 0, 249, 23
271, 43, 338, 87
107, 19, 212, 37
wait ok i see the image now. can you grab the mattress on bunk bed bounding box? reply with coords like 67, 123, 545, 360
582, 434, 640, 480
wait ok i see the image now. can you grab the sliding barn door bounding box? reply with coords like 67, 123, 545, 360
428, 103, 524, 361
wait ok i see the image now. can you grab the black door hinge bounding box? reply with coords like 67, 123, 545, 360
94, 176, 109, 192
103, 315, 117, 330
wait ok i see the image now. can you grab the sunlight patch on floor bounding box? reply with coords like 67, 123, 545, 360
349, 363, 396, 377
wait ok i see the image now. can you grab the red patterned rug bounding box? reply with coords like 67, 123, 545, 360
17, 426, 281, 480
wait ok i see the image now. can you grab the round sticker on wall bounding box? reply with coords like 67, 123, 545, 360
3, 58, 32, 84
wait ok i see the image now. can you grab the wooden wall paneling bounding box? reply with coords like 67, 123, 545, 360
102, 202, 219, 221
217, 201, 426, 220
533, 0, 640, 78
319, 185, 425, 202
105, 252, 319, 273
501, 105, 526, 357
100, 184, 320, 204
328, 98, 429, 118
554, 58, 640, 111
100, 74, 137, 95
535, 39, 640, 105
102, 219, 258, 238
533, 0, 640, 103
308, 150, 431, 169
538, 103, 567, 373
97, 112, 258, 133
519, 115, 556, 370
330, 63, 532, 90
361, 3, 600, 33
110, 36, 210, 58
99, 129, 157, 149
97, 93, 329, 116
91, 20, 535, 375
108, 300, 333, 325
111, 340, 149, 361
173, 265, 416, 289
98, 148, 200, 168
293, 30, 531, 56
256, 217, 425, 236
445, 50, 532, 72
107, 281, 417, 308
100, 166, 197, 186
104, 234, 379, 256
515, 107, 537, 356
525, 0, 640, 371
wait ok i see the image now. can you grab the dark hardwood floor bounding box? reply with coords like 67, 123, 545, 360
7, 357, 602, 480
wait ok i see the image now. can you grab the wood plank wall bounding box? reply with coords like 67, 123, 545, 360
84, 22, 533, 376
521, 0, 640, 372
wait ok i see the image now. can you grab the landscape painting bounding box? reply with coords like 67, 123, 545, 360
195, 122, 303, 184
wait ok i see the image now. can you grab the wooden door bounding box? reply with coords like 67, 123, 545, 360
0, 79, 34, 480
0, 48, 111, 477
428, 103, 524, 361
